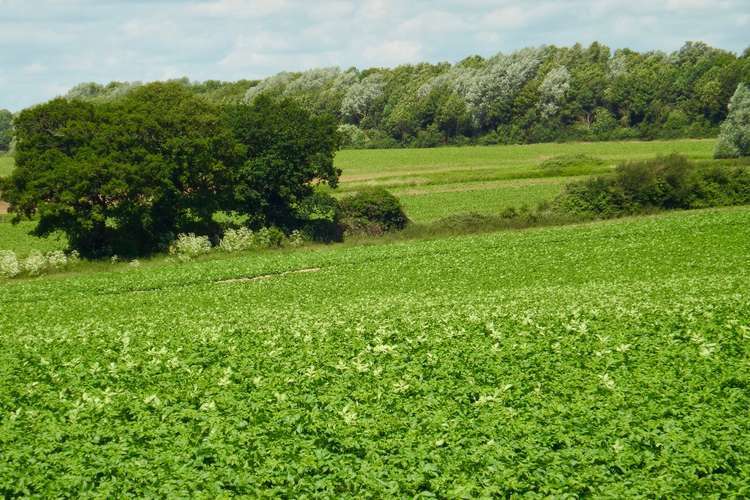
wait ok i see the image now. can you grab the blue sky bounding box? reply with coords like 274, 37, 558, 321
1, 0, 748, 111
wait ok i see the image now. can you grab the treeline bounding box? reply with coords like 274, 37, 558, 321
63, 41, 750, 148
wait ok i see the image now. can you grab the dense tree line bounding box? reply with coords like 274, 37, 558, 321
62, 42, 750, 148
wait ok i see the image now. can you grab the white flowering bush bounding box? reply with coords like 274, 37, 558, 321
22, 251, 50, 276
45, 250, 69, 270
0, 250, 20, 278
219, 228, 256, 253
0, 249, 79, 279
288, 230, 306, 248
169, 233, 212, 262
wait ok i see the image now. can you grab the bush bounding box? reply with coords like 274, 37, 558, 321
411, 125, 444, 148
339, 188, 409, 235
555, 154, 750, 217
218, 227, 256, 252
0, 250, 20, 278
169, 233, 212, 262
293, 191, 343, 242
288, 229, 306, 247
254, 227, 285, 248
219, 227, 288, 253
337, 124, 369, 149
0, 249, 79, 279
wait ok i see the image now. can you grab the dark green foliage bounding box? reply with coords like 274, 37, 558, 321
293, 191, 344, 242
339, 187, 409, 234
1, 84, 341, 257
555, 154, 750, 217
221, 95, 342, 230
0, 109, 12, 151
3, 85, 241, 257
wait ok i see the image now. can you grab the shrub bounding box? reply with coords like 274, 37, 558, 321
219, 227, 255, 252
293, 191, 343, 242
219, 226, 288, 253
339, 187, 409, 235
254, 227, 285, 248
411, 124, 443, 148
22, 251, 50, 276
288, 230, 306, 248
337, 124, 368, 149
554, 154, 750, 217
169, 233, 212, 262
0, 249, 79, 279
0, 250, 20, 278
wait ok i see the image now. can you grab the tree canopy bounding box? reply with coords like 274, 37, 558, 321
1, 83, 341, 257
60, 41, 750, 148
714, 83, 750, 158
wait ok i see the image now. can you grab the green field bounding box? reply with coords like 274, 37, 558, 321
0, 221, 66, 256
335, 139, 716, 221
0, 155, 12, 178
1, 207, 749, 495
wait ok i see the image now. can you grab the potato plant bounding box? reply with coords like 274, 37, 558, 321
0, 207, 748, 496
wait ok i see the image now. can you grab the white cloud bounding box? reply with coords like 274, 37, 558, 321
363, 39, 422, 66
188, 0, 288, 18
0, 0, 748, 110
665, 0, 710, 9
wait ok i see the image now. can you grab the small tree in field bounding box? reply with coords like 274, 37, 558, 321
714, 83, 750, 158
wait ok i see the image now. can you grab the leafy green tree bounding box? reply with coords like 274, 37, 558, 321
715, 83, 750, 158
0, 109, 12, 151
221, 95, 342, 229
340, 73, 385, 125
2, 83, 240, 257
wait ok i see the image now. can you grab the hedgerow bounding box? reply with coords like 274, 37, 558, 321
554, 154, 750, 217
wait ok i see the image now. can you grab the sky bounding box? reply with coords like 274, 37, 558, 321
1, 0, 748, 111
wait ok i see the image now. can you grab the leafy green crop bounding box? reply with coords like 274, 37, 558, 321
1, 207, 749, 496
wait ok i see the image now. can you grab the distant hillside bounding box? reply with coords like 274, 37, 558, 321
61, 41, 750, 148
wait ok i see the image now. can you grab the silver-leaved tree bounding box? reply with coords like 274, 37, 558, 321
715, 83, 750, 158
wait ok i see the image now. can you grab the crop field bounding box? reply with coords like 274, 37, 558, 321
0, 156, 13, 178
335, 139, 716, 222
1, 206, 749, 496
